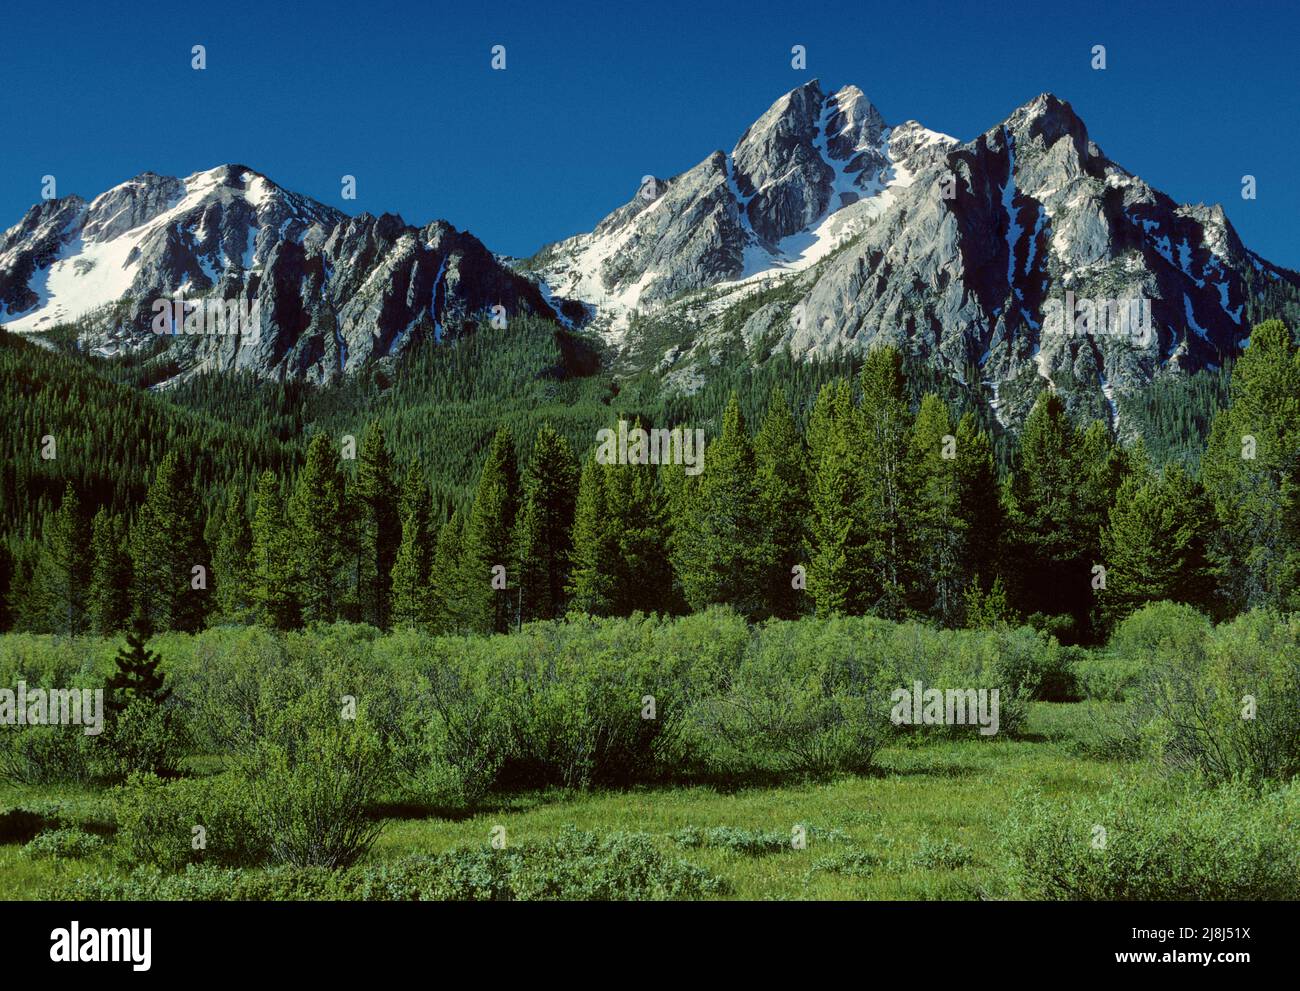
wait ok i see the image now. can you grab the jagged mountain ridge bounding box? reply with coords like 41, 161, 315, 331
0, 165, 562, 384
1, 83, 1297, 420
523, 80, 1300, 429
523, 81, 956, 338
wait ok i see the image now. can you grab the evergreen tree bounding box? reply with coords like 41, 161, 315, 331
430, 509, 467, 633
462, 428, 519, 633
37, 482, 91, 634
251, 471, 300, 629
355, 422, 400, 629
806, 379, 868, 616
859, 348, 918, 619
131, 453, 208, 633
291, 434, 348, 625
105, 618, 172, 716
1200, 319, 1300, 613
603, 424, 676, 615
515, 425, 579, 623
954, 412, 1002, 604
567, 456, 615, 615
212, 494, 254, 622
1099, 463, 1214, 628
753, 387, 807, 619
1003, 394, 1123, 641
674, 398, 766, 616
910, 394, 962, 624
88, 507, 132, 634
390, 462, 435, 628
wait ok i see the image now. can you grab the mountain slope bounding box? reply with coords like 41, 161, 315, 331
537, 83, 1300, 429
0, 166, 563, 383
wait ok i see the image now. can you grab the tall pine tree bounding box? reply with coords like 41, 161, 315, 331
88, 507, 132, 634
462, 428, 518, 633
131, 454, 208, 633
515, 425, 579, 623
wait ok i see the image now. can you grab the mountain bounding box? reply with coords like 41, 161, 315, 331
0, 165, 563, 384
523, 81, 956, 339
2, 84, 1298, 425
523, 81, 1300, 430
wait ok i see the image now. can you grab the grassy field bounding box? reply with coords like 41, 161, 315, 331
0, 702, 1125, 901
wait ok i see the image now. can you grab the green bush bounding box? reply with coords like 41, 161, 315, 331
1081, 601, 1213, 702
0, 725, 99, 785
1131, 610, 1300, 784
52, 828, 726, 901
670, 826, 792, 855
1004, 779, 1300, 899
689, 616, 895, 779
95, 699, 191, 782
237, 687, 387, 869
113, 772, 269, 870
909, 836, 974, 870
22, 827, 103, 860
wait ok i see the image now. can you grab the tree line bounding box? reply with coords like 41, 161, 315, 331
4, 318, 1296, 644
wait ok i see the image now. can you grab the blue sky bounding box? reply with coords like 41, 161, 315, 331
2, 0, 1296, 267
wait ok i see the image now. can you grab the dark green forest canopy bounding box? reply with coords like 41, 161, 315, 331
1, 314, 1296, 644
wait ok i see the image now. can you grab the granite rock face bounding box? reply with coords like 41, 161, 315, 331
0, 165, 558, 383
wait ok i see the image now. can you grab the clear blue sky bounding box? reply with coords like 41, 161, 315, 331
2, 0, 1296, 267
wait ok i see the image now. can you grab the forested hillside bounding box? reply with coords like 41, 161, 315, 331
2, 316, 1296, 644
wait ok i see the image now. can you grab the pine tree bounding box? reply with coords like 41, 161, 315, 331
88, 507, 132, 634
390, 462, 435, 628
515, 425, 579, 623
858, 348, 918, 619
1003, 393, 1123, 641
131, 453, 208, 633
954, 412, 1002, 600
910, 394, 962, 624
806, 379, 867, 616
291, 433, 348, 625
566, 456, 615, 615
105, 618, 172, 716
462, 428, 519, 633
251, 471, 300, 629
38, 482, 91, 634
1099, 463, 1214, 628
355, 422, 400, 629
430, 509, 467, 633
213, 494, 254, 622
602, 424, 675, 615
674, 397, 765, 616
1200, 319, 1300, 613
753, 387, 807, 619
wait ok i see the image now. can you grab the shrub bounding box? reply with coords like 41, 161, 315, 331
1082, 601, 1213, 702
113, 772, 269, 870
909, 836, 974, 870
22, 827, 103, 860
237, 688, 387, 869
670, 826, 792, 855
52, 828, 727, 901
94, 698, 190, 782
688, 616, 895, 780
805, 850, 882, 879
1004, 780, 1300, 899
0, 726, 98, 786
1131, 610, 1300, 784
